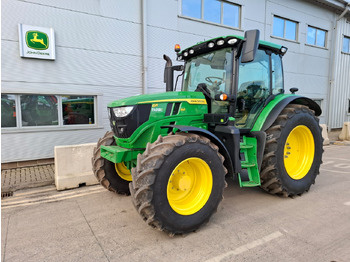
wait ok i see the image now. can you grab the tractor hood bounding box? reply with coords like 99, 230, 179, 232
108, 91, 207, 108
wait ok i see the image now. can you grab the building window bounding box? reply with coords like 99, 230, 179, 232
1, 94, 96, 129
307, 26, 327, 48
182, 0, 240, 28
343, 36, 350, 53
273, 16, 298, 41
1, 94, 17, 128
62, 96, 95, 125
21, 95, 58, 126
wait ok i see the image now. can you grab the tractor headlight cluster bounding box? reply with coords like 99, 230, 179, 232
113, 106, 134, 118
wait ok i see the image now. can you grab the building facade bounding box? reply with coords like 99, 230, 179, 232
2, 0, 350, 163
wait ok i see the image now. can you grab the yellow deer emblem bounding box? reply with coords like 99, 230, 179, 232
30, 33, 47, 48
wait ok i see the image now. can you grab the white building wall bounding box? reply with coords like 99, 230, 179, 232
329, 18, 350, 128
1, 0, 349, 162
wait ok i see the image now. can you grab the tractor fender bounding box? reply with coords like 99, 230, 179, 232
163, 125, 234, 176
258, 96, 321, 132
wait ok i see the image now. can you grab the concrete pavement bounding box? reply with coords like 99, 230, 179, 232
1, 144, 350, 262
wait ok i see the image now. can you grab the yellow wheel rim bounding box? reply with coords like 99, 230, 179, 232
284, 125, 315, 180
115, 162, 132, 181
167, 157, 213, 215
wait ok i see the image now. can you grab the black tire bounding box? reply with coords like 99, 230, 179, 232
129, 133, 227, 235
260, 104, 323, 197
92, 131, 130, 195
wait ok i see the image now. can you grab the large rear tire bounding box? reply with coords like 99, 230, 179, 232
92, 131, 131, 195
260, 104, 323, 197
129, 133, 227, 235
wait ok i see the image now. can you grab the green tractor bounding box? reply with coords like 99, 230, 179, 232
92, 30, 323, 235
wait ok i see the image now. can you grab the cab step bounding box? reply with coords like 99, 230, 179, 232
238, 136, 261, 187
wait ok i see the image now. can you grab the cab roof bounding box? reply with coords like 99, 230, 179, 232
177, 35, 286, 61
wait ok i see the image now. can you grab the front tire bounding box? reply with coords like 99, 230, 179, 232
130, 133, 227, 235
92, 131, 131, 195
260, 104, 323, 197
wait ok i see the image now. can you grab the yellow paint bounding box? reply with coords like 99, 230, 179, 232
180, 108, 186, 111
284, 125, 315, 180
152, 104, 158, 107
115, 162, 132, 181
30, 33, 47, 48
167, 157, 213, 215
139, 99, 207, 105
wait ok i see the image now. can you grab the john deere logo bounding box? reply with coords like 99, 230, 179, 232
26, 31, 49, 50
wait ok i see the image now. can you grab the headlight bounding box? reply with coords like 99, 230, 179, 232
113, 106, 134, 118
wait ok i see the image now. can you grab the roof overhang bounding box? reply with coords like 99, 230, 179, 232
306, 0, 350, 17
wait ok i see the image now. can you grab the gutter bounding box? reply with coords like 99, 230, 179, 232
141, 0, 148, 94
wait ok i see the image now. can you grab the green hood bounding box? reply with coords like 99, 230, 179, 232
108, 91, 207, 107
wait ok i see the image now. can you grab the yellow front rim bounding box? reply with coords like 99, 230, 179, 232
115, 162, 132, 181
167, 157, 213, 216
284, 125, 315, 180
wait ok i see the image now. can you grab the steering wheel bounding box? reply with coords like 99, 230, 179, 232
205, 76, 223, 84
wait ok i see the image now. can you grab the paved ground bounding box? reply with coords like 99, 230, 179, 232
1, 165, 54, 193
1, 144, 350, 262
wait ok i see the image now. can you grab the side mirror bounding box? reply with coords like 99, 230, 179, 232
241, 30, 260, 63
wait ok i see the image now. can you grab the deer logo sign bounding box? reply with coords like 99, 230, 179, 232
26, 31, 49, 50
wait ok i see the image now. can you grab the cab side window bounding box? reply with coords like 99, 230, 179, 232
271, 53, 284, 95
236, 49, 270, 128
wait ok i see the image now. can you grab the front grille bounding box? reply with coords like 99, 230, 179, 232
109, 104, 151, 138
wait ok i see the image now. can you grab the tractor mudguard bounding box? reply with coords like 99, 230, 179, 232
163, 125, 235, 176
254, 95, 322, 132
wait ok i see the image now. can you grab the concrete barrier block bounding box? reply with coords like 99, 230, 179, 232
339, 122, 350, 141
55, 143, 98, 190
320, 124, 330, 145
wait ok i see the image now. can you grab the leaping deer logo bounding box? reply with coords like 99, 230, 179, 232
30, 33, 47, 48
26, 31, 49, 50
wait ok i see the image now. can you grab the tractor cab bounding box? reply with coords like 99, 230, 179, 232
178, 30, 286, 130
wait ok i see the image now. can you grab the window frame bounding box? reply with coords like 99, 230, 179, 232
1, 93, 100, 132
271, 15, 299, 42
342, 35, 350, 54
306, 25, 328, 49
180, 0, 242, 29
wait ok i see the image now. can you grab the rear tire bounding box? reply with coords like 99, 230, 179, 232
92, 131, 130, 195
260, 104, 323, 197
129, 133, 227, 235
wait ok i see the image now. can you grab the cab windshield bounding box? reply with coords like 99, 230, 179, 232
182, 47, 233, 98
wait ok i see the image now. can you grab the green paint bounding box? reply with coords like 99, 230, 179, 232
26, 31, 49, 50
251, 94, 296, 131
238, 136, 260, 187
179, 35, 282, 55
102, 91, 208, 164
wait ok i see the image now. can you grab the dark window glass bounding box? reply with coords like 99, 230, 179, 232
62, 96, 95, 125
273, 17, 284, 38
223, 2, 239, 28
1, 94, 16, 128
21, 95, 58, 126
307, 27, 316, 45
182, 0, 201, 19
343, 36, 350, 53
204, 0, 221, 24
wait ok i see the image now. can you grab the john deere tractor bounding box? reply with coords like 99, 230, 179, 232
92, 30, 323, 235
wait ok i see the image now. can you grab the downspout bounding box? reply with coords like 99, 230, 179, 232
141, 0, 148, 94
327, 2, 350, 131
